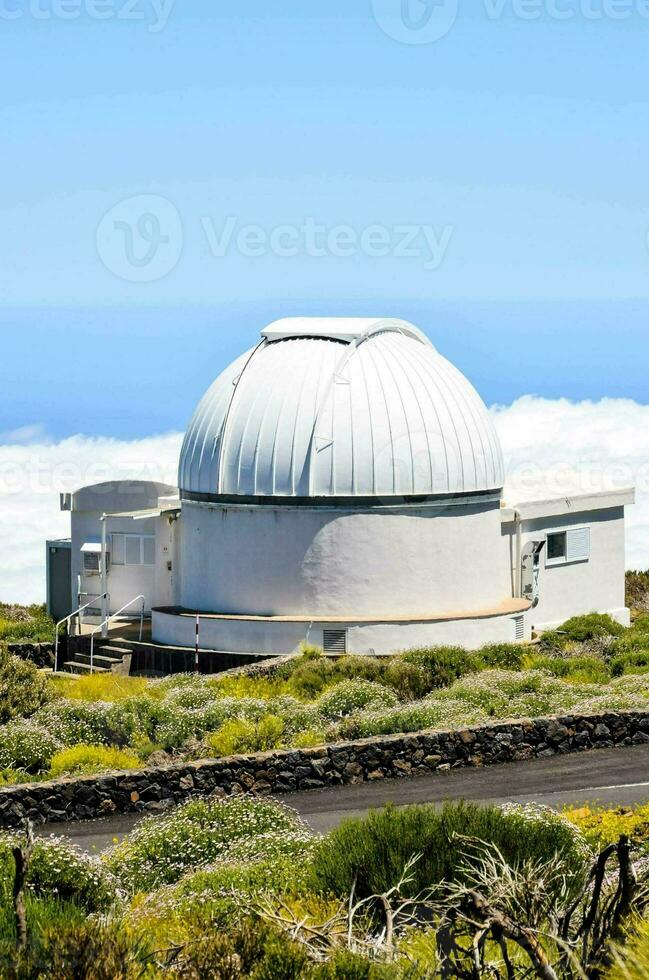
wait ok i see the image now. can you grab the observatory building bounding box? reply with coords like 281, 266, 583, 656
48, 317, 634, 658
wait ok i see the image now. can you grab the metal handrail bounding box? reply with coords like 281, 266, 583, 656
54, 593, 108, 673
89, 594, 145, 674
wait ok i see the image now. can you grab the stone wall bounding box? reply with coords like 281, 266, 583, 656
1, 709, 648, 828
6, 641, 55, 669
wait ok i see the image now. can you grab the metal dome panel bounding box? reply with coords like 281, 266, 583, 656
178, 318, 505, 498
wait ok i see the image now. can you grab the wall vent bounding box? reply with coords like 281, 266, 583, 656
323, 629, 347, 654
513, 616, 525, 642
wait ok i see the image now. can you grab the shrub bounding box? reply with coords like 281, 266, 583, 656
208, 714, 286, 756
632, 614, 649, 633
0, 768, 33, 786
0, 833, 117, 911
129, 833, 317, 948
333, 656, 387, 685
0, 918, 150, 980
317, 680, 398, 720
610, 649, 649, 677
312, 801, 591, 901
166, 919, 309, 979
0, 719, 61, 772
265, 696, 322, 735
153, 698, 241, 750
104, 794, 310, 893
0, 648, 50, 723
477, 643, 524, 670
0, 602, 54, 643
336, 697, 490, 740
35, 699, 112, 746
105, 696, 171, 745
163, 684, 220, 710
382, 660, 433, 700
435, 668, 593, 719
564, 802, 649, 851
626, 570, 649, 615
559, 613, 625, 643
286, 657, 338, 699
400, 646, 479, 688
48, 744, 142, 777
525, 654, 611, 684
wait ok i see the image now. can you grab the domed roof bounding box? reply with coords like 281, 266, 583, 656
178, 318, 504, 500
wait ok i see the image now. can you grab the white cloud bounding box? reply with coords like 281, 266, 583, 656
492, 396, 649, 571
0, 432, 183, 604
0, 396, 647, 605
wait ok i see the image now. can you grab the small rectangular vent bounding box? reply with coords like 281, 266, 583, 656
514, 616, 525, 642
323, 629, 347, 654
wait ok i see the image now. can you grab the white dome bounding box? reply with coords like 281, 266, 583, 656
178, 317, 504, 499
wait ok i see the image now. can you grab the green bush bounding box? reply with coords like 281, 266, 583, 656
0, 648, 50, 723
336, 697, 489, 739
317, 680, 398, 720
168, 919, 309, 979
0, 917, 150, 980
208, 714, 286, 756
559, 613, 625, 643
477, 643, 524, 670
0, 720, 61, 772
286, 657, 338, 699
611, 649, 649, 677
0, 833, 117, 912
312, 800, 591, 901
381, 660, 433, 700
48, 744, 142, 777
632, 614, 649, 633
525, 654, 611, 684
400, 647, 479, 688
153, 698, 243, 749
35, 699, 112, 746
129, 837, 316, 946
0, 602, 54, 643
104, 794, 310, 893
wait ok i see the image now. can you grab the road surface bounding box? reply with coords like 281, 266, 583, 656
36, 743, 649, 852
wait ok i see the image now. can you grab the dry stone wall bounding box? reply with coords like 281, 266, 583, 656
1, 709, 648, 828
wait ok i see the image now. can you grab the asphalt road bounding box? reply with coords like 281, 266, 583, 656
36, 743, 649, 853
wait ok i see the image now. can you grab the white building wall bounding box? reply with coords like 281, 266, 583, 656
501, 506, 629, 630
152, 608, 525, 653
69, 481, 176, 616
178, 497, 513, 619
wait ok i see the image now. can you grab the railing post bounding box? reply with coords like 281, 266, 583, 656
139, 598, 144, 642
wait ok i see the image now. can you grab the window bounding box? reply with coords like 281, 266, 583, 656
546, 531, 567, 563
111, 533, 155, 566
546, 527, 590, 567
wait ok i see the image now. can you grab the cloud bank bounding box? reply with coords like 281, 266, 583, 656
0, 396, 647, 604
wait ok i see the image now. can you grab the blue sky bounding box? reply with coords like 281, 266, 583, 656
1, 2, 648, 441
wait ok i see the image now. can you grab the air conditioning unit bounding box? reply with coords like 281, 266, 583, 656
80, 541, 109, 576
